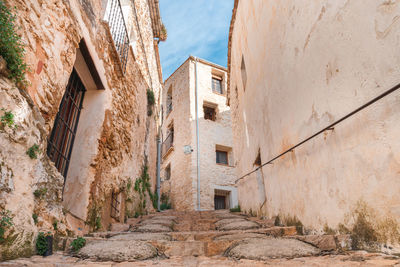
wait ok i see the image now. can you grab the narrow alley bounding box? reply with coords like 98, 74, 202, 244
1, 0, 400, 266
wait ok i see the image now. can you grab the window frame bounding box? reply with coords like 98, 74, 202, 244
211, 75, 223, 95
203, 105, 216, 121
216, 150, 229, 165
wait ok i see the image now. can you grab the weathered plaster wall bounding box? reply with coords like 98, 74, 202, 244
0, 0, 162, 258
161, 58, 237, 211
188, 60, 237, 210
161, 61, 194, 210
228, 0, 400, 233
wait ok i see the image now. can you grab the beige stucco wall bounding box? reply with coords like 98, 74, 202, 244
161, 58, 237, 211
228, 0, 400, 232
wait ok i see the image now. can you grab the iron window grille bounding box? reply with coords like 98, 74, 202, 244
111, 191, 120, 221
212, 77, 223, 94
107, 0, 130, 73
47, 69, 86, 182
204, 106, 216, 121
162, 130, 174, 157
216, 150, 228, 165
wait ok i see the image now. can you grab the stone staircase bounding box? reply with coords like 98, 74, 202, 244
65, 210, 326, 261
4, 210, 400, 266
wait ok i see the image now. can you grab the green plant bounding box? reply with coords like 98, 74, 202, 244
52, 220, 58, 231
230, 205, 241, 212
274, 215, 281, 226
0, 109, 15, 128
35, 232, 48, 256
160, 202, 171, 210
33, 187, 47, 199
324, 223, 336, 235
0, 210, 13, 242
86, 205, 102, 232
95, 216, 101, 231
27, 144, 40, 159
147, 89, 155, 106
0, 1, 28, 85
285, 215, 304, 235
134, 165, 156, 213
160, 192, 171, 211
32, 213, 38, 225
71, 237, 86, 252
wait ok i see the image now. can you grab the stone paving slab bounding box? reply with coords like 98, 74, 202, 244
110, 233, 172, 241
134, 224, 172, 233
225, 237, 320, 260
77, 240, 158, 262
217, 220, 260, 231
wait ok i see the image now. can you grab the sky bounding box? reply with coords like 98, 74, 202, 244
158, 0, 234, 80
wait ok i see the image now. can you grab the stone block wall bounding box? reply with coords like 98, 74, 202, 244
0, 0, 162, 259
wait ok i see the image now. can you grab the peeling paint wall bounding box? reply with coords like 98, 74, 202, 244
161, 58, 237, 211
228, 0, 400, 232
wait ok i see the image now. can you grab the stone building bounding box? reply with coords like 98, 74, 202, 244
227, 0, 400, 239
0, 0, 164, 259
160, 56, 238, 211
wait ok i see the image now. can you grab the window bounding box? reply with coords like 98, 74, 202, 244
162, 123, 174, 156
241, 55, 247, 91
204, 105, 216, 121
165, 164, 171, 180
104, 0, 130, 73
212, 76, 223, 94
47, 69, 86, 181
110, 191, 121, 221
216, 150, 228, 165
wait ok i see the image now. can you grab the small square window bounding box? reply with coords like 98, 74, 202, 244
216, 150, 228, 165
204, 106, 216, 121
212, 77, 223, 94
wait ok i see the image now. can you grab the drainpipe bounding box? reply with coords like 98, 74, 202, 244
156, 135, 161, 211
194, 56, 201, 211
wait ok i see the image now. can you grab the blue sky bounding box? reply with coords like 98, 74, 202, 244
159, 0, 234, 80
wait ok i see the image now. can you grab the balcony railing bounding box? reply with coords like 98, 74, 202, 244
166, 102, 172, 115
162, 133, 174, 156
107, 0, 130, 73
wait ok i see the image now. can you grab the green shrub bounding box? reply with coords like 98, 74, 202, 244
71, 237, 86, 252
160, 193, 171, 210
32, 213, 38, 224
160, 202, 171, 210
27, 144, 40, 159
33, 187, 47, 199
0, 108, 15, 128
35, 232, 48, 256
0, 210, 13, 242
52, 220, 58, 231
0, 1, 28, 85
230, 205, 241, 212
147, 89, 155, 106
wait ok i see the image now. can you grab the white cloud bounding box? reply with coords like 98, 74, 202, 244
159, 0, 234, 79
